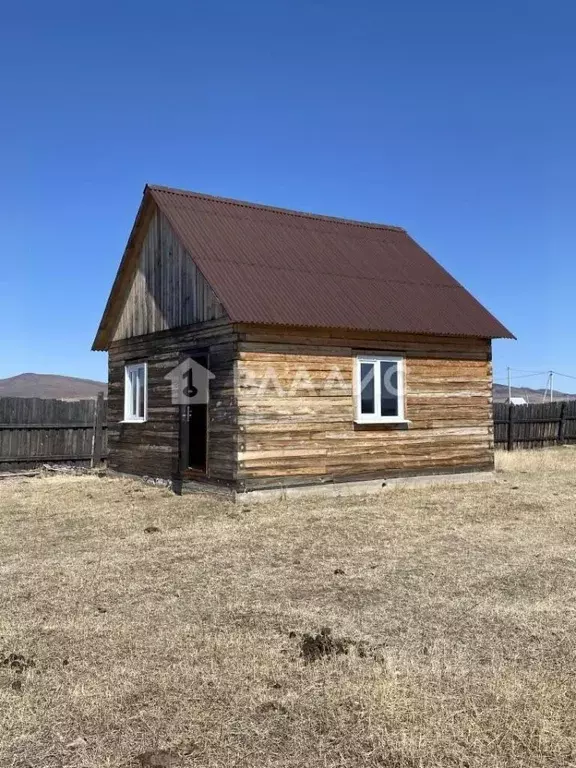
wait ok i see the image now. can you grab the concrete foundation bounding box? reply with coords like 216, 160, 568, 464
233, 470, 495, 504
109, 466, 494, 503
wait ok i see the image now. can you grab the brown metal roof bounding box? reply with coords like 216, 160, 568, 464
145, 185, 513, 340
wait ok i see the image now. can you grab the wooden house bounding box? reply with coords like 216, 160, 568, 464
93, 185, 513, 499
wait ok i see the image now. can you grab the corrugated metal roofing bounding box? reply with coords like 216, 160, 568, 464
146, 185, 513, 340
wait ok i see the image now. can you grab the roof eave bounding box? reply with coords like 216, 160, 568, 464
232, 320, 516, 340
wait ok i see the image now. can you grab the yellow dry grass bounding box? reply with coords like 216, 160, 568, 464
1, 449, 576, 767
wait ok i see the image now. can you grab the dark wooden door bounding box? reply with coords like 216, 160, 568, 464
179, 352, 209, 474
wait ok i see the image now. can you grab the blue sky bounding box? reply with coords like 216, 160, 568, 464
1, 0, 575, 392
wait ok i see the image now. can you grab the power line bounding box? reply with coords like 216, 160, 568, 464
552, 370, 576, 382
495, 371, 548, 381
508, 367, 550, 375
498, 367, 576, 382
495, 368, 576, 400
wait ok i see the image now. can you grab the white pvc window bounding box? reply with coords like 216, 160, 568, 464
355, 355, 405, 423
124, 362, 147, 422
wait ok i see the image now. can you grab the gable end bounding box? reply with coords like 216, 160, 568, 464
93, 198, 227, 350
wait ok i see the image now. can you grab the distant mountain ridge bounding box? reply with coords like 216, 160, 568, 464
493, 382, 576, 403
0, 373, 108, 400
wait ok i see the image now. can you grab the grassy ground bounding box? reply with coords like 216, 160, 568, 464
1, 450, 576, 767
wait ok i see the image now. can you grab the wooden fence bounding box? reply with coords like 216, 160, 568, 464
0, 394, 107, 470
494, 400, 576, 450
0, 395, 574, 470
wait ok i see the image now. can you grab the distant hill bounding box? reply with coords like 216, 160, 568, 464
493, 382, 576, 404
0, 373, 107, 400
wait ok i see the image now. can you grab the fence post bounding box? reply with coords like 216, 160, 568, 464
507, 404, 515, 451
558, 401, 567, 445
91, 391, 105, 468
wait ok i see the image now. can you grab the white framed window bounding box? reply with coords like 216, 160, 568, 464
124, 362, 147, 422
354, 355, 405, 424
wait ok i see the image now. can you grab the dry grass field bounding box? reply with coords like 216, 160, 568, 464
1, 450, 576, 767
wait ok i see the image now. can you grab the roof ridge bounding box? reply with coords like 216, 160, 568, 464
146, 184, 406, 233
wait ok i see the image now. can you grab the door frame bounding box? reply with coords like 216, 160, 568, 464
178, 348, 210, 478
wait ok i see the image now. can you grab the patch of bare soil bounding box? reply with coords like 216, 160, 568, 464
299, 627, 350, 661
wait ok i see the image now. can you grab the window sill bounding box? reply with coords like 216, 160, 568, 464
120, 419, 147, 424
354, 420, 411, 431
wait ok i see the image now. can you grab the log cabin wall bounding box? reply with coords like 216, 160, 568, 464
107, 319, 237, 482
112, 208, 226, 342
235, 325, 494, 489
106, 320, 494, 490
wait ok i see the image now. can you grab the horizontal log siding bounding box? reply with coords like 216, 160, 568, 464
107, 320, 237, 481
236, 327, 493, 486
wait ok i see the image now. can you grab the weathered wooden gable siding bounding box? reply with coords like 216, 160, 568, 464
107, 320, 237, 481
113, 209, 226, 342
235, 326, 493, 485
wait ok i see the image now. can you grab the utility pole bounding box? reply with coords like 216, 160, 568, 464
550, 371, 554, 403
507, 366, 512, 403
